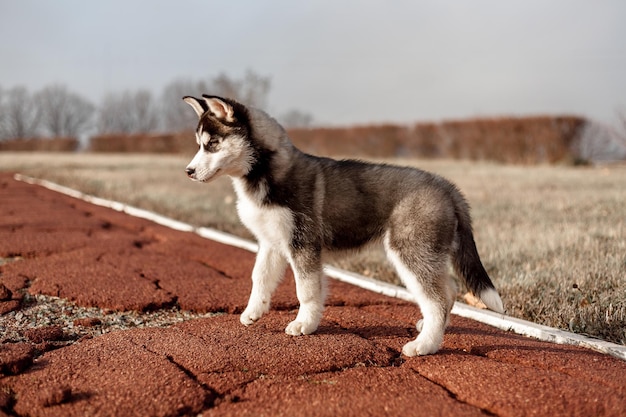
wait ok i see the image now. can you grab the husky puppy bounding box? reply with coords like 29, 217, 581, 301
183, 95, 504, 356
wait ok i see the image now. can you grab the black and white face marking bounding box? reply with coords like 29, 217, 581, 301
197, 130, 222, 153
184, 95, 254, 183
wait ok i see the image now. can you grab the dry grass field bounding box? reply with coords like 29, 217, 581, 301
1, 152, 624, 345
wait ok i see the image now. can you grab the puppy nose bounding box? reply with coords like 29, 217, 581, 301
185, 167, 195, 177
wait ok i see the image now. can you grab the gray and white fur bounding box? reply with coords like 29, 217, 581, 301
183, 95, 504, 356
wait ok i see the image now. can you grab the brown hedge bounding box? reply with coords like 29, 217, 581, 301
88, 132, 196, 155
0, 137, 79, 152
289, 116, 587, 164
83, 116, 587, 164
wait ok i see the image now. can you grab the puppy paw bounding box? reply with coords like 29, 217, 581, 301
285, 320, 318, 336
402, 336, 441, 357
240, 307, 264, 326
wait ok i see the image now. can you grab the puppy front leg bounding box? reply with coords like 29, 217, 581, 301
240, 246, 287, 326
285, 253, 327, 336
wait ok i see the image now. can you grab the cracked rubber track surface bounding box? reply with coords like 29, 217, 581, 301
1, 173, 625, 417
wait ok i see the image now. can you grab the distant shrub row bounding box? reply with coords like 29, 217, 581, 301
88, 132, 196, 154
289, 116, 587, 164
0, 116, 592, 164
0, 137, 79, 152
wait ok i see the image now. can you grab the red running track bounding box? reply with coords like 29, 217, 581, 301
1, 173, 625, 417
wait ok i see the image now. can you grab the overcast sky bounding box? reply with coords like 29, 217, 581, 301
1, 0, 625, 126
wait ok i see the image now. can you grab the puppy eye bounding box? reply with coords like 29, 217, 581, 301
208, 137, 223, 147
202, 137, 221, 152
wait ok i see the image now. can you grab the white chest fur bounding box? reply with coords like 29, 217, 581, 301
232, 180, 294, 255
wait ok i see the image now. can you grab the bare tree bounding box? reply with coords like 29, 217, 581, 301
160, 70, 271, 133
574, 119, 626, 163
97, 90, 159, 134
279, 109, 314, 129
616, 109, 626, 147
131, 90, 159, 133
35, 85, 94, 137
606, 109, 626, 161
211, 69, 271, 109
1, 86, 40, 139
161, 79, 209, 132
0, 86, 5, 140
97, 92, 131, 134
239, 69, 271, 110
212, 73, 242, 101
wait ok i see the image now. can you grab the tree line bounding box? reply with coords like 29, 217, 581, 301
2, 70, 624, 163
0, 70, 313, 141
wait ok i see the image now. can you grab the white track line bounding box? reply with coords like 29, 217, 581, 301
14, 173, 626, 361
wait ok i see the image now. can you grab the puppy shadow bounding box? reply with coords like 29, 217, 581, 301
316, 323, 416, 339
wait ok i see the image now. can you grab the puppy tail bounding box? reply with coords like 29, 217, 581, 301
452, 206, 504, 314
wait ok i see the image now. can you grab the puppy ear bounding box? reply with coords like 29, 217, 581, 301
182, 96, 208, 118
202, 95, 235, 122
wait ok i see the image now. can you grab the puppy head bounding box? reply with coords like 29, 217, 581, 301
183, 95, 253, 182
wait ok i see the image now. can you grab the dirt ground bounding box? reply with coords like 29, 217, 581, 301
1, 173, 625, 417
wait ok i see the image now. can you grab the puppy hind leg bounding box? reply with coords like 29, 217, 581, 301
240, 246, 287, 326
403, 279, 449, 356
385, 245, 450, 356
416, 274, 455, 333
